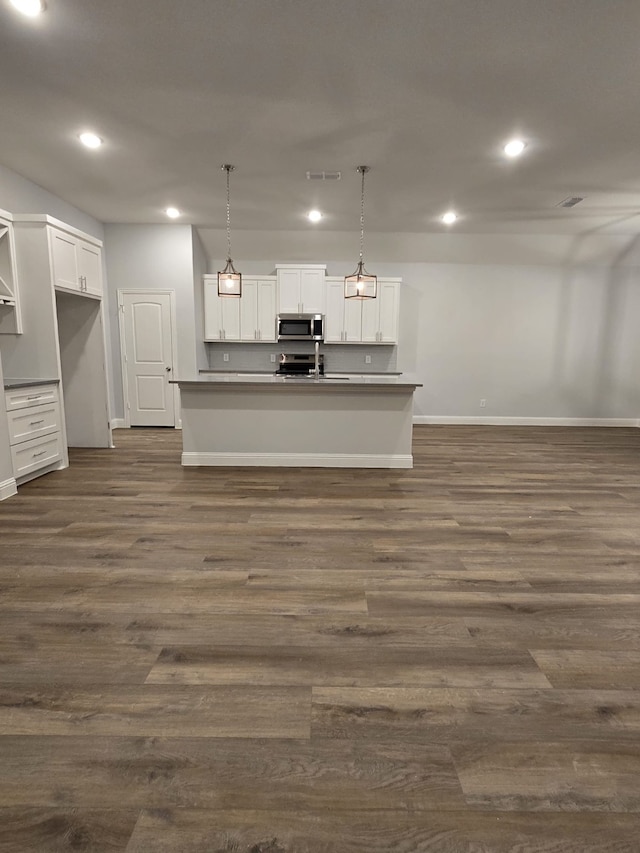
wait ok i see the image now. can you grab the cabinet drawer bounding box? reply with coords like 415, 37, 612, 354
11, 432, 62, 480
5, 383, 59, 411
7, 401, 61, 445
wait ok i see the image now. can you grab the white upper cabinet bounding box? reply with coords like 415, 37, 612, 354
276, 265, 326, 314
361, 279, 401, 343
0, 208, 22, 334
240, 279, 277, 342
325, 277, 401, 344
325, 279, 361, 343
203, 275, 240, 341
49, 226, 103, 297
204, 276, 276, 342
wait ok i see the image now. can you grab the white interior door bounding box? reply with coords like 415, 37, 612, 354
120, 291, 175, 427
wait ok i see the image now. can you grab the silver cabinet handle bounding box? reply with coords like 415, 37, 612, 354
33, 449, 48, 458
30, 419, 45, 426
27, 395, 42, 401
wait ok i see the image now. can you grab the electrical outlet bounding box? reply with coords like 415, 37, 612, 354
480, 398, 486, 408
365, 355, 372, 364
223, 353, 230, 363
270, 354, 276, 363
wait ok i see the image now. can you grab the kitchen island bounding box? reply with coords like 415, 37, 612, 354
173, 375, 422, 468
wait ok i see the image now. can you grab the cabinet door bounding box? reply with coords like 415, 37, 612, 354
300, 269, 325, 313
220, 295, 241, 340
361, 281, 400, 343
240, 279, 259, 341
203, 278, 222, 340
343, 298, 362, 342
51, 231, 80, 291
256, 280, 277, 341
277, 269, 301, 313
77, 242, 102, 296
360, 296, 379, 343
324, 280, 345, 343
377, 281, 400, 343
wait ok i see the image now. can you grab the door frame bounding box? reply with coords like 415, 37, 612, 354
117, 289, 180, 429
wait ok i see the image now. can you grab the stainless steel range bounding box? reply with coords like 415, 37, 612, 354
275, 353, 324, 376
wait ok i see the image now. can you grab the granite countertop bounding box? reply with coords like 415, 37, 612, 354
3, 378, 60, 390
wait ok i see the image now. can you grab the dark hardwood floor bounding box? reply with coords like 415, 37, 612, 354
1, 424, 640, 852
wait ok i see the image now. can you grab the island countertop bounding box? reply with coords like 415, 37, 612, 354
172, 374, 422, 389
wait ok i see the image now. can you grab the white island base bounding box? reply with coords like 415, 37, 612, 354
176, 376, 421, 469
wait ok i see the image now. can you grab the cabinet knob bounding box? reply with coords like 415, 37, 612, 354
165, 366, 171, 372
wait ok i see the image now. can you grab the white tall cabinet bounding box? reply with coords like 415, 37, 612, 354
0, 214, 112, 486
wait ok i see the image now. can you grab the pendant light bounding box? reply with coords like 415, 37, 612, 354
345, 165, 377, 299
218, 164, 242, 297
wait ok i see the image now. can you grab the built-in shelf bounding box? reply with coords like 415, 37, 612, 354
0, 211, 22, 334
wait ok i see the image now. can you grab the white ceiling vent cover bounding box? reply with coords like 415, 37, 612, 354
306, 171, 341, 181
557, 196, 585, 208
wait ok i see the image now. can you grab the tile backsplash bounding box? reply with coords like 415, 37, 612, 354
205, 342, 397, 373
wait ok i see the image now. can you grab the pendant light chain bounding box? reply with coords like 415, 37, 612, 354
217, 165, 242, 296
225, 164, 233, 262
359, 165, 367, 264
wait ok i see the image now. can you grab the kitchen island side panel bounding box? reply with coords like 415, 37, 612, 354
178, 384, 416, 468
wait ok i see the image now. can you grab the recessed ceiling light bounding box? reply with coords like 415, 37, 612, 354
503, 138, 526, 158
165, 207, 181, 219
10, 0, 46, 17
441, 211, 458, 225
79, 132, 103, 149
307, 210, 323, 223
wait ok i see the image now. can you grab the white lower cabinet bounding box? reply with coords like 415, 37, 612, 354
204, 276, 276, 342
325, 277, 401, 344
5, 383, 63, 482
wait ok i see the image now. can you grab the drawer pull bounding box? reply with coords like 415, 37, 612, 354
32, 450, 48, 458
27, 395, 43, 401
30, 419, 45, 426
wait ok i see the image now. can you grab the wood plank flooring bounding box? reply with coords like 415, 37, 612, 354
1, 424, 640, 851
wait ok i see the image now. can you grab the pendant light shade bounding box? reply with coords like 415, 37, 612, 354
218, 165, 242, 297
345, 166, 377, 299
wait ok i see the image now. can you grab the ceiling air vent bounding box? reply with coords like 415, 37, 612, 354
306, 171, 341, 181
557, 196, 585, 208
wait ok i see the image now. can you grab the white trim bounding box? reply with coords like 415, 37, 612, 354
111, 418, 126, 429
12, 214, 103, 246
275, 264, 327, 270
414, 415, 639, 427
182, 451, 413, 469
0, 477, 17, 501
117, 289, 179, 428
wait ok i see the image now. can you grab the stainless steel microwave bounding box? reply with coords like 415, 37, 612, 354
277, 313, 324, 341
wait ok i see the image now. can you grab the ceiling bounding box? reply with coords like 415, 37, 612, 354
1, 0, 640, 235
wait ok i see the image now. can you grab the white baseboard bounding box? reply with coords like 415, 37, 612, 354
111, 418, 126, 429
182, 451, 413, 469
0, 477, 18, 501
414, 416, 640, 427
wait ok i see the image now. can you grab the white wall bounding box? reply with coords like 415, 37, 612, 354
104, 224, 198, 419
0, 163, 103, 239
